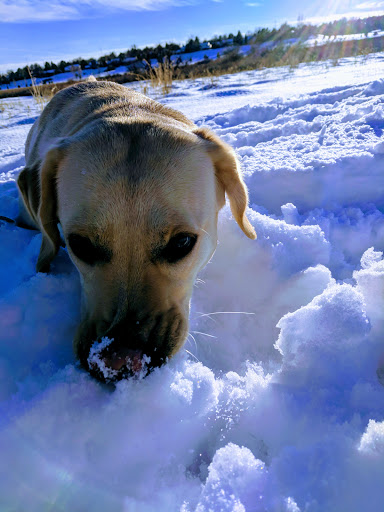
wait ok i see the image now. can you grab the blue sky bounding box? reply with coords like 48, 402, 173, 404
1, 0, 383, 72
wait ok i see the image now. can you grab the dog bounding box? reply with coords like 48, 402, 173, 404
17, 80, 256, 380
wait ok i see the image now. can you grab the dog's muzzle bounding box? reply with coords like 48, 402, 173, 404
77, 307, 187, 382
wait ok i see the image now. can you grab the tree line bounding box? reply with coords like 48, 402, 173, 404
2, 15, 384, 86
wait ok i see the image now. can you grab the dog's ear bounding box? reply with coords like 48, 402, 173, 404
17, 164, 41, 228
195, 127, 256, 240
18, 144, 65, 273
36, 146, 64, 273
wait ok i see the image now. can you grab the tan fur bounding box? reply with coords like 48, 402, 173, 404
17, 81, 256, 376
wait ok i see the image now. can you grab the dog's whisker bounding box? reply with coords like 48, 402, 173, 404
190, 330, 217, 339
184, 349, 201, 363
194, 312, 218, 324
198, 227, 211, 238
197, 311, 255, 318
187, 332, 198, 353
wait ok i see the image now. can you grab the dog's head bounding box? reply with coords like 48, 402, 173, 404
18, 120, 256, 380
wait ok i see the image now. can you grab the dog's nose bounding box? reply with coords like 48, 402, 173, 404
103, 347, 143, 372
87, 316, 160, 379
87, 337, 146, 380
94, 320, 147, 375
86, 308, 186, 381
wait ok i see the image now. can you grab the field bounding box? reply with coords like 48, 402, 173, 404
2, 32, 384, 100
1, 52, 384, 511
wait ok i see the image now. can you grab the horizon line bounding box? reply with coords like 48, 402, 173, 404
1, 9, 383, 74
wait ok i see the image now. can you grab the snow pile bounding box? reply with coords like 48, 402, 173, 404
1, 54, 384, 511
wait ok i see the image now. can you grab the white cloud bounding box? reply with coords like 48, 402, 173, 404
356, 1, 384, 9
0, 0, 196, 23
246, 2, 261, 6
0, 1, 78, 22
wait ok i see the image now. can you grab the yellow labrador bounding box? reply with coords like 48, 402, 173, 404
17, 80, 256, 380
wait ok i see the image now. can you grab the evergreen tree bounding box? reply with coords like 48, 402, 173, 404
234, 30, 243, 45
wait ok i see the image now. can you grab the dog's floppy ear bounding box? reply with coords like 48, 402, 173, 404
17, 164, 41, 228
195, 127, 256, 240
17, 144, 65, 273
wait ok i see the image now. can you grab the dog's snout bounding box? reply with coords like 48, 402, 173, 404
86, 307, 187, 380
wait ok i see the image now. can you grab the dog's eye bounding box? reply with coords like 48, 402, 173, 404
162, 233, 197, 263
67, 234, 112, 265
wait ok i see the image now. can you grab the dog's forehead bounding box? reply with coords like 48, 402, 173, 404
103, 147, 216, 231
58, 133, 216, 235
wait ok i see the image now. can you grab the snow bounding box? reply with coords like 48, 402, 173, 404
1, 52, 384, 511
87, 337, 120, 381
169, 45, 251, 66
307, 30, 384, 47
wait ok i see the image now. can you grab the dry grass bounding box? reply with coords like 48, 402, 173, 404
144, 58, 175, 94
0, 79, 78, 100
27, 67, 56, 110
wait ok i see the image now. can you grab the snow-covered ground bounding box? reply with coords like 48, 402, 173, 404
0, 67, 107, 90
169, 44, 251, 66
308, 29, 384, 46
1, 52, 384, 511
0, 45, 252, 90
